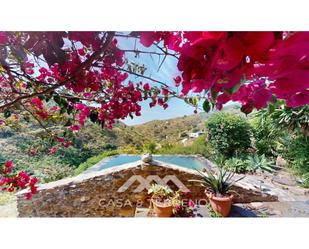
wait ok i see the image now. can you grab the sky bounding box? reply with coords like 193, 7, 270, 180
117, 35, 199, 126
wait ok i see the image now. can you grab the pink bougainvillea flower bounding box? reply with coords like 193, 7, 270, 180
23, 60, 35, 75
149, 101, 156, 108
78, 48, 86, 56
241, 103, 254, 114
188, 200, 195, 208
269, 69, 309, 96
174, 76, 181, 86
36, 110, 48, 120
286, 90, 309, 107
175, 204, 182, 211
29, 148, 37, 157
216, 92, 231, 109
50, 106, 60, 112
157, 98, 164, 106
161, 87, 169, 96
1, 161, 39, 199
2, 161, 13, 174
25, 193, 32, 200
194, 107, 198, 114
251, 87, 272, 110
139, 32, 161, 47
56, 137, 65, 143
31, 97, 44, 109
191, 79, 212, 93
70, 125, 80, 133
243, 32, 275, 59
49, 147, 57, 155
161, 32, 182, 51
143, 83, 150, 91
215, 37, 244, 71
0, 32, 8, 44
75, 103, 85, 110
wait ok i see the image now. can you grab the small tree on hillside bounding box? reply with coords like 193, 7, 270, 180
206, 112, 252, 157
143, 142, 157, 154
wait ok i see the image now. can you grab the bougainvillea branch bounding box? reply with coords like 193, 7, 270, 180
1, 31, 309, 198
0, 161, 38, 199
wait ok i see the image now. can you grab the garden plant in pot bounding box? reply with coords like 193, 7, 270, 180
148, 184, 174, 217
190, 168, 244, 217
172, 190, 195, 217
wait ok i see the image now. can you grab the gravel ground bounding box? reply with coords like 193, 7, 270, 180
0, 201, 17, 217
0, 193, 17, 217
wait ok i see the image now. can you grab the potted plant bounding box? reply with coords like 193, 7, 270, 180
172, 190, 195, 217
190, 168, 244, 217
148, 184, 174, 217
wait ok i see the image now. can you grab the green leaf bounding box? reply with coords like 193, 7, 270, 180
210, 88, 218, 103
53, 95, 61, 105
89, 112, 98, 123
268, 103, 275, 113
4, 110, 11, 118
190, 97, 198, 106
203, 100, 211, 113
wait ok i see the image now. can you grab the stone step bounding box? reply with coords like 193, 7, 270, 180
231, 201, 309, 217
233, 173, 308, 202
135, 201, 309, 217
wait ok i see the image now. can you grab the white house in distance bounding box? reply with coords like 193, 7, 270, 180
188, 131, 204, 138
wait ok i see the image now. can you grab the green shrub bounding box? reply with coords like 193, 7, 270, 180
250, 117, 279, 156
223, 154, 274, 174
245, 154, 274, 173
119, 144, 142, 154
287, 136, 309, 186
157, 144, 189, 154
206, 112, 252, 157
212, 154, 227, 167
31, 156, 75, 183
74, 150, 119, 175
224, 157, 250, 173
250, 109, 290, 157
257, 102, 309, 136
53, 147, 96, 168
157, 135, 213, 158
189, 135, 213, 157
143, 142, 157, 154
300, 173, 309, 188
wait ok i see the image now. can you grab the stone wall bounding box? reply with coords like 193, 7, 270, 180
16, 160, 278, 217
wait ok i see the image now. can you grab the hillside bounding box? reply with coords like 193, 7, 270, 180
0, 104, 242, 182
128, 104, 242, 145
131, 112, 209, 144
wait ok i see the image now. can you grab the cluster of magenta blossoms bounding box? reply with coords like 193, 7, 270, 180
0, 161, 38, 199
140, 31, 309, 112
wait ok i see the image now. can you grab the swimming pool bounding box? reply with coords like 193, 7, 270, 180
83, 154, 207, 174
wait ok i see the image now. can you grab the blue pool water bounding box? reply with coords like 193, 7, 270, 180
86, 155, 205, 173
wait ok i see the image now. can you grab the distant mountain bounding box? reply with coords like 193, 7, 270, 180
127, 104, 242, 145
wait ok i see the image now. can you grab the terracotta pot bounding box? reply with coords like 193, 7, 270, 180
151, 198, 173, 217
206, 192, 234, 217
